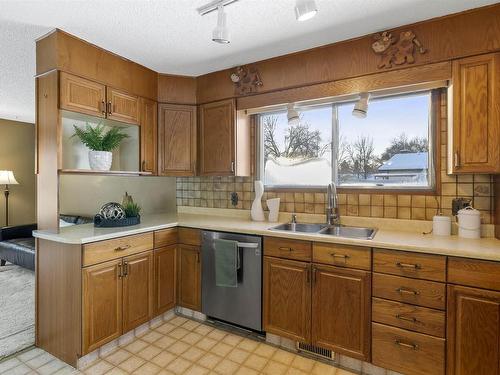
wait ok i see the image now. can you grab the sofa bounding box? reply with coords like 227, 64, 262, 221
0, 215, 92, 271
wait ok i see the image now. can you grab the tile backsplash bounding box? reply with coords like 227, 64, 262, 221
177, 92, 495, 224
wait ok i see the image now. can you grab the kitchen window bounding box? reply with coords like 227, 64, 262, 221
258, 90, 436, 190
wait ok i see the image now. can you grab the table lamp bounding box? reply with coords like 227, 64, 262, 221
0, 170, 19, 226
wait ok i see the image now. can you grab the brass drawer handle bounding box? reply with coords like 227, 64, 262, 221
396, 314, 421, 324
118, 263, 123, 278
395, 339, 419, 350
114, 244, 131, 252
330, 253, 350, 261
396, 262, 421, 270
396, 287, 420, 295
279, 247, 293, 252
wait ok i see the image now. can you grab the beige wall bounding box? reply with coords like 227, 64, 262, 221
59, 175, 177, 218
0, 119, 36, 226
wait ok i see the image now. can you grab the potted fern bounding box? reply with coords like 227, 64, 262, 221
72, 123, 129, 171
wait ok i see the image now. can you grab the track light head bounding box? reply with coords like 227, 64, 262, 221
352, 92, 370, 118
212, 4, 230, 44
287, 103, 300, 126
295, 0, 318, 21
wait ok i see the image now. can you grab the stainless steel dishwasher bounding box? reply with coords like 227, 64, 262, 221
201, 230, 262, 332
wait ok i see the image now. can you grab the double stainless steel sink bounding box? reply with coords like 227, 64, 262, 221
270, 222, 377, 240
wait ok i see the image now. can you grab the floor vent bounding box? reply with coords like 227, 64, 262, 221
297, 342, 334, 360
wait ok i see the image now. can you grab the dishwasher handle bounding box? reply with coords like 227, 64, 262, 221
236, 242, 259, 249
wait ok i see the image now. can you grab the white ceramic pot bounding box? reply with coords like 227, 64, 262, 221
88, 151, 112, 171
267, 198, 280, 222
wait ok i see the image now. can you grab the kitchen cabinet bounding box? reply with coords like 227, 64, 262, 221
263, 256, 311, 343
447, 285, 500, 375
312, 264, 371, 360
122, 252, 153, 333
60, 72, 106, 118
140, 98, 158, 174
449, 52, 500, 173
154, 245, 176, 316
82, 259, 122, 354
158, 104, 197, 176
106, 87, 140, 124
177, 244, 201, 311
198, 99, 253, 176
82, 250, 153, 354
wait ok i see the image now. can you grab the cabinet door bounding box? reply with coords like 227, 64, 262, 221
312, 264, 371, 360
122, 251, 153, 333
448, 285, 500, 375
177, 244, 201, 311
450, 53, 500, 173
263, 256, 311, 343
82, 259, 122, 354
199, 99, 235, 176
60, 72, 106, 117
158, 104, 197, 176
154, 245, 176, 316
107, 87, 140, 124
140, 98, 158, 174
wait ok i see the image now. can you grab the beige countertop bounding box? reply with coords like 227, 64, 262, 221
33, 210, 500, 262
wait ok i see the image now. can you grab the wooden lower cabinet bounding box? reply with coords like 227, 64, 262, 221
447, 285, 500, 375
154, 245, 177, 316
82, 251, 153, 354
312, 264, 371, 360
177, 244, 201, 311
263, 256, 311, 343
122, 252, 153, 333
82, 259, 122, 354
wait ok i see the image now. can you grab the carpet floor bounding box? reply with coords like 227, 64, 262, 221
0, 263, 35, 360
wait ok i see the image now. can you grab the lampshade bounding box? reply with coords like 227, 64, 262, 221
0, 170, 19, 185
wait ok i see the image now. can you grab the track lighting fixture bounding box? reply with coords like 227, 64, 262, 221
352, 92, 370, 118
287, 103, 300, 126
295, 0, 318, 21
212, 4, 230, 44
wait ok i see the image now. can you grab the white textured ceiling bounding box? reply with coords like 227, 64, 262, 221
0, 0, 497, 123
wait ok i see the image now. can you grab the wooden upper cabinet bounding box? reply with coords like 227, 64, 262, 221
139, 98, 158, 174
312, 264, 371, 361
447, 285, 500, 375
154, 245, 176, 316
107, 87, 140, 124
122, 251, 153, 333
450, 53, 500, 173
199, 99, 236, 176
60, 72, 106, 118
158, 104, 197, 176
177, 244, 201, 311
82, 259, 122, 354
263, 257, 311, 343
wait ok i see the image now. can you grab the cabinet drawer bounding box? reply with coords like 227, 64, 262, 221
178, 227, 201, 246
154, 228, 178, 248
83, 233, 154, 267
373, 273, 446, 310
313, 242, 371, 270
264, 237, 311, 261
372, 323, 445, 375
373, 248, 446, 282
372, 297, 445, 337
448, 257, 500, 291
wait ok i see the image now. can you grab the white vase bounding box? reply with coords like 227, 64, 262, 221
88, 151, 112, 171
267, 198, 280, 222
251, 181, 265, 221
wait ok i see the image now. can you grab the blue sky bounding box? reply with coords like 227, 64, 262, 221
266, 92, 430, 157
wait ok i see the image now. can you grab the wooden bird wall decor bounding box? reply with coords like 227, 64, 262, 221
230, 65, 263, 95
371, 30, 427, 69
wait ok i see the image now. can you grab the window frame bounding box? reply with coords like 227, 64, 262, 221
257, 89, 440, 194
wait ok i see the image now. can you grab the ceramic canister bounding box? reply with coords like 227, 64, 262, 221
457, 206, 481, 239
433, 215, 451, 236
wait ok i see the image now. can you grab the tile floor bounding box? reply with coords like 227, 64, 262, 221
0, 315, 359, 375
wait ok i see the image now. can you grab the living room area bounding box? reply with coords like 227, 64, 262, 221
0, 118, 37, 360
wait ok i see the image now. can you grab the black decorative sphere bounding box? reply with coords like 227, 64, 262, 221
99, 202, 126, 220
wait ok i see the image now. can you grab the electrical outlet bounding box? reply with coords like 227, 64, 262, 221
230, 192, 239, 206
452, 197, 472, 216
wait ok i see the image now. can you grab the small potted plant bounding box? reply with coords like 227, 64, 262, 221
72, 123, 129, 171
123, 201, 141, 224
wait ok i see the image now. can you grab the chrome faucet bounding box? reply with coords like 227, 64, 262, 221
326, 183, 340, 225
290, 213, 297, 231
